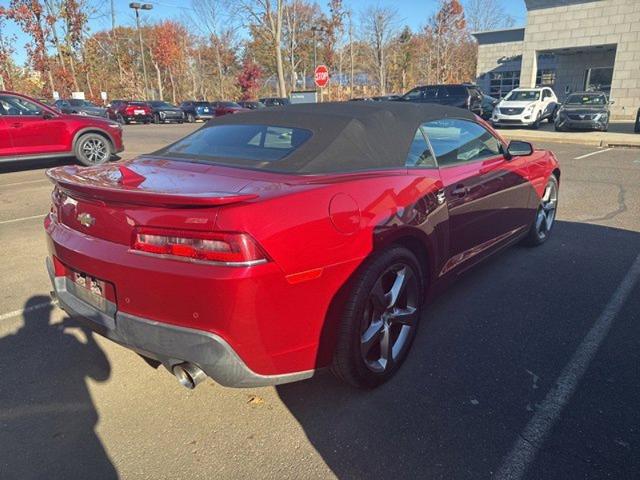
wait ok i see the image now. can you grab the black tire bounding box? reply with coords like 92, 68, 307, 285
634, 112, 640, 133
547, 108, 556, 123
331, 246, 424, 388
531, 112, 541, 130
74, 133, 112, 166
522, 175, 559, 247
153, 113, 161, 124
554, 123, 564, 132
187, 113, 195, 123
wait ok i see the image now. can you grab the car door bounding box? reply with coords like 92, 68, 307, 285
422, 118, 533, 273
0, 94, 68, 156
467, 87, 484, 116
541, 89, 554, 118
0, 99, 16, 157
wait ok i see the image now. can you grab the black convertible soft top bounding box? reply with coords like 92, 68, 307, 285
164, 102, 477, 174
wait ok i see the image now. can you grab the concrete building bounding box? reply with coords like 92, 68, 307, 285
472, 0, 640, 119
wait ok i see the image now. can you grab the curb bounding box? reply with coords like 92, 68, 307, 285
499, 131, 640, 149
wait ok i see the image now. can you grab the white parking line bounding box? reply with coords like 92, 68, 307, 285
495, 251, 640, 480
0, 179, 49, 188
0, 214, 46, 225
0, 299, 56, 322
574, 148, 612, 160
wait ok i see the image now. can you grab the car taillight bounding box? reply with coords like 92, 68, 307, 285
132, 227, 268, 265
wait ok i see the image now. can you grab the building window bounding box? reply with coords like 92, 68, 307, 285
489, 71, 520, 98
584, 67, 613, 95
536, 69, 556, 87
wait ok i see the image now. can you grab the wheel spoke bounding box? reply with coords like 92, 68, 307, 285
542, 185, 552, 202
544, 210, 554, 231
388, 267, 408, 308
379, 325, 392, 368
370, 279, 390, 311
535, 209, 545, 231
361, 320, 384, 356
388, 306, 418, 327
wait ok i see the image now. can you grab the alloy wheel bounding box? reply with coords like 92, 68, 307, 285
81, 138, 109, 164
535, 180, 558, 240
360, 263, 419, 373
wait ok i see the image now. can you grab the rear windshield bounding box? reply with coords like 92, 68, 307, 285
149, 101, 173, 107
505, 90, 540, 101
439, 85, 467, 96
195, 102, 210, 107
69, 99, 93, 106
128, 102, 147, 106
157, 124, 312, 166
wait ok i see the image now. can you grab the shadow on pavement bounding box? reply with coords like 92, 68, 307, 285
276, 221, 640, 479
0, 296, 117, 479
0, 156, 77, 174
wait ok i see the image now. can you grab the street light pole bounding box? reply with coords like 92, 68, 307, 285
311, 25, 327, 69
311, 25, 327, 102
129, 3, 153, 99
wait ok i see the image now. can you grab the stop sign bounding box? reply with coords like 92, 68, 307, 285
314, 65, 329, 88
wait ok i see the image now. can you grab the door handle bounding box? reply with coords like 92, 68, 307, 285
11, 122, 22, 128
451, 184, 469, 197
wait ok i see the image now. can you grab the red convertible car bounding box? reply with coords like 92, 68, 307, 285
1, 91, 124, 166
45, 103, 559, 389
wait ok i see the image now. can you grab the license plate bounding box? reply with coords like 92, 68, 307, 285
69, 270, 107, 311
134, 109, 145, 115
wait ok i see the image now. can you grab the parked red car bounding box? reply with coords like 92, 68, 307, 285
45, 103, 559, 389
0, 91, 124, 166
211, 101, 249, 117
107, 100, 153, 124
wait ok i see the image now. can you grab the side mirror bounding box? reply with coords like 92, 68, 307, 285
507, 140, 533, 157
42, 111, 55, 119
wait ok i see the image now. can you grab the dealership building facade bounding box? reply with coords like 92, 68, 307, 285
472, 0, 640, 119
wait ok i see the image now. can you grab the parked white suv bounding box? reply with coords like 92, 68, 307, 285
491, 87, 558, 129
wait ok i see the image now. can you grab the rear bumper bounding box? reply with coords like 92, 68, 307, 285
47, 257, 313, 387
123, 114, 151, 122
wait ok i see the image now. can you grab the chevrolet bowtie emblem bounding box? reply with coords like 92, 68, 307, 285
77, 212, 95, 227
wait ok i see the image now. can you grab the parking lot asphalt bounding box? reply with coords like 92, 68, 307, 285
1, 124, 639, 479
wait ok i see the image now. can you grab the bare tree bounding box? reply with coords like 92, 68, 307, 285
361, 5, 397, 95
191, 0, 235, 99
283, 0, 319, 92
236, 0, 287, 98
465, 0, 515, 32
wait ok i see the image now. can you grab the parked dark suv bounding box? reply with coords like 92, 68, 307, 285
635, 107, 640, 133
258, 97, 290, 107
179, 101, 213, 122
399, 84, 483, 116
146, 101, 184, 124
555, 92, 612, 132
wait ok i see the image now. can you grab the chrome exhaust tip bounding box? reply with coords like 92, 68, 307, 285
172, 363, 207, 389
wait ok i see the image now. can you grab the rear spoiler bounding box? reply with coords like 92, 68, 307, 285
46, 167, 258, 208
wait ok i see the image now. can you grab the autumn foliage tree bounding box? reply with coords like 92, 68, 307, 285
237, 58, 263, 100
426, 0, 474, 84
1, 0, 481, 101
147, 21, 188, 103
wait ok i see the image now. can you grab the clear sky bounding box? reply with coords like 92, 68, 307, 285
3, 0, 528, 66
